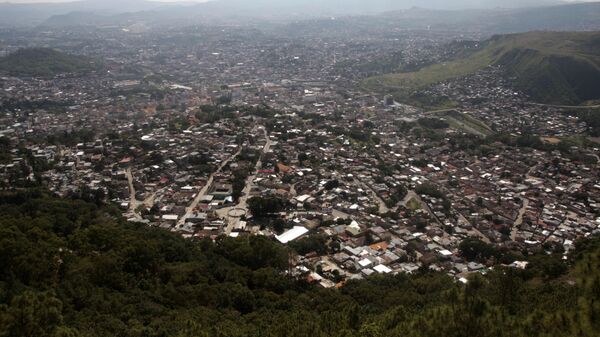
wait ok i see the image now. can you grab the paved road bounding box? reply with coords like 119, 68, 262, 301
422, 108, 457, 115
405, 187, 492, 243
526, 102, 600, 109
142, 192, 157, 208
353, 177, 389, 214
511, 165, 538, 240
458, 212, 491, 244
221, 127, 271, 235
126, 168, 137, 210
331, 209, 350, 220
126, 168, 142, 220
512, 198, 529, 241
289, 183, 298, 198
178, 148, 242, 226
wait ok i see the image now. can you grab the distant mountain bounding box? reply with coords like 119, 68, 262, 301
0, 0, 177, 27
121, 0, 565, 22
40, 11, 128, 28
364, 31, 600, 105
268, 2, 600, 40
0, 48, 101, 77
31, 1, 600, 33
380, 2, 600, 33
0, 0, 571, 27
208, 0, 563, 14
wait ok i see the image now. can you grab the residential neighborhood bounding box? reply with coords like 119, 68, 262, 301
1, 22, 599, 289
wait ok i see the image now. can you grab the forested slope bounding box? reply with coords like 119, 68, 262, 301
0, 190, 598, 337
0, 48, 100, 77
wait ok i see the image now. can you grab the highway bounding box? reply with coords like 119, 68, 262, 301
525, 102, 600, 109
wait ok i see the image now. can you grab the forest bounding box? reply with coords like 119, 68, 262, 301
0, 189, 599, 337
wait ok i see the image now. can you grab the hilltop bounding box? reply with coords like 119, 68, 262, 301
364, 31, 600, 105
0, 48, 101, 77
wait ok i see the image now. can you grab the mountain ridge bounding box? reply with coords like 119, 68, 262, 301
0, 0, 574, 27
363, 31, 600, 105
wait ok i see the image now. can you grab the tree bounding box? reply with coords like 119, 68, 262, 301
298, 153, 309, 163
324, 179, 340, 190
289, 235, 328, 256
329, 240, 341, 253
273, 218, 286, 234
0, 291, 68, 337
248, 197, 287, 217
0, 190, 599, 337
527, 254, 568, 280
415, 183, 445, 199
459, 238, 497, 262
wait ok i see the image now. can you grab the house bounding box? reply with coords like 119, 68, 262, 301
346, 220, 362, 237
276, 226, 309, 244
161, 214, 178, 223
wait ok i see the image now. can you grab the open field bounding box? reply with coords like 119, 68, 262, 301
438, 111, 494, 137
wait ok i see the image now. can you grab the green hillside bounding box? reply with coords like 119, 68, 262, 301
363, 31, 600, 105
0, 48, 100, 77
0, 190, 599, 337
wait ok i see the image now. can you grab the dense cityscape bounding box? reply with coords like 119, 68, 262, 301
1, 21, 599, 288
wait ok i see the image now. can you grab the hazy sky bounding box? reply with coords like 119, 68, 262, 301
0, 0, 211, 3
0, 0, 589, 3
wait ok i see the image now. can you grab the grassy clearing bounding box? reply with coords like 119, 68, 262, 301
407, 197, 422, 211
541, 137, 562, 145
363, 53, 490, 95
439, 111, 494, 137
